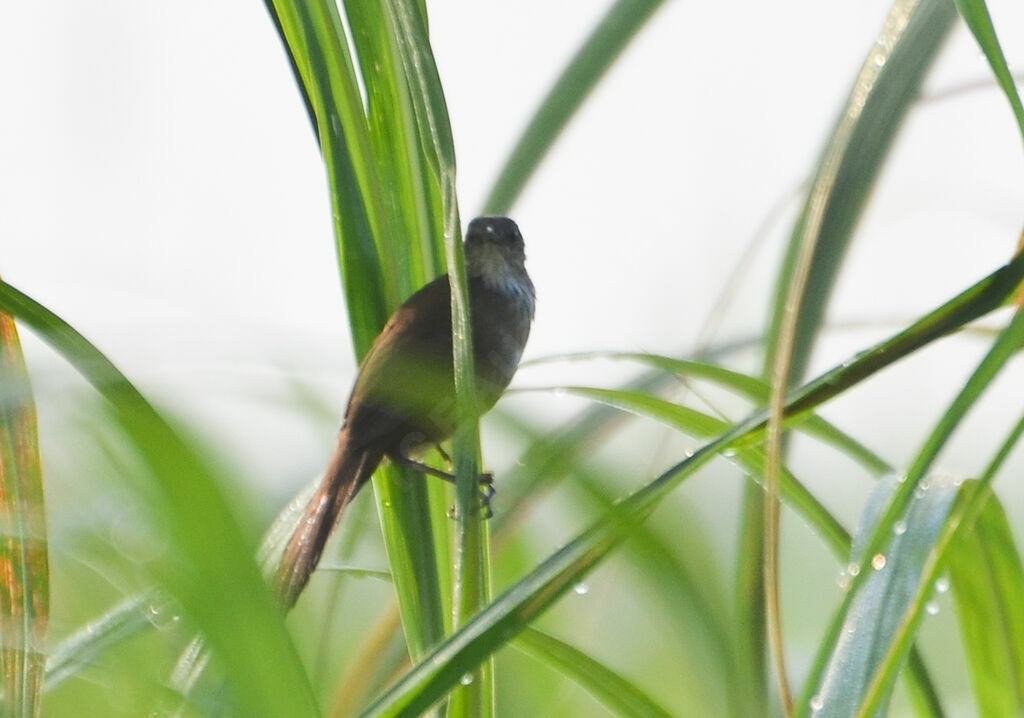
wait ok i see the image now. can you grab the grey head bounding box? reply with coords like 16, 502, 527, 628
464, 215, 535, 318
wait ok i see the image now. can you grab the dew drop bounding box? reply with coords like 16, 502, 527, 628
573, 583, 589, 596
925, 600, 940, 616
935, 576, 950, 594
837, 571, 851, 591
846, 563, 861, 577
382, 500, 392, 509
914, 485, 927, 499
893, 520, 907, 536
684, 448, 695, 458
810, 694, 824, 711
460, 673, 474, 686
871, 554, 887, 571
722, 449, 737, 459
896, 473, 908, 484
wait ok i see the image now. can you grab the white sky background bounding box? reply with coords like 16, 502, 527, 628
2, 1, 1024, 525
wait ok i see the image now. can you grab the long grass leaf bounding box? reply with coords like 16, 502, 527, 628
518, 352, 891, 475
808, 474, 961, 718
45, 593, 158, 692
953, 0, 1024, 144
797, 305, 1024, 717
758, 1, 958, 708
514, 628, 676, 718
0, 280, 318, 718
482, 0, 667, 214
0, 304, 48, 718
947, 491, 1024, 717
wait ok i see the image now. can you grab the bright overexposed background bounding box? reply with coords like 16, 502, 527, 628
2, 2, 1024, 712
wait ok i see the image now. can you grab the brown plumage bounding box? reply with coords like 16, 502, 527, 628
276, 216, 534, 607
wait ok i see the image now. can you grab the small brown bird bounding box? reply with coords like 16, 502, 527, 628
276, 216, 535, 607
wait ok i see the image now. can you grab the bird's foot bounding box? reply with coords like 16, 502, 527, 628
477, 472, 495, 519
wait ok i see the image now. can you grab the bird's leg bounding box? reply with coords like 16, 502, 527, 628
390, 454, 495, 518
434, 443, 454, 469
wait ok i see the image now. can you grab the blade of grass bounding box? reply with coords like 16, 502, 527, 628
385, 4, 493, 714
268, 0, 454, 665
482, 0, 668, 214
514, 353, 891, 476
513, 627, 676, 718
269, 0, 391, 342
807, 473, 962, 718
44, 592, 159, 692
0, 281, 319, 718
796, 304, 1024, 717
0, 304, 48, 718
953, 0, 1024, 144
521, 385, 850, 555
355, 232, 1024, 717
947, 482, 1024, 718
850, 403, 1024, 717
760, 2, 959, 710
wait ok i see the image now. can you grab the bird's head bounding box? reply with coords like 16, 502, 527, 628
464, 215, 535, 316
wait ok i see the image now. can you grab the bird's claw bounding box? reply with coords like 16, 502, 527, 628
478, 473, 495, 519
446, 473, 496, 519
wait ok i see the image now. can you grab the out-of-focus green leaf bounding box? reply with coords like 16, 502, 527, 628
492, 404, 744, 716
948, 492, 1024, 717
953, 0, 1024, 144
754, 1, 957, 707
0, 303, 48, 718
765, 0, 958, 381
797, 305, 1024, 718
806, 474, 961, 718
45, 593, 158, 692
517, 352, 891, 475
530, 385, 850, 555
483, 0, 667, 214
514, 628, 676, 718
0, 280, 318, 718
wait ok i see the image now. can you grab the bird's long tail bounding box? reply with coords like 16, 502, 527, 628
276, 433, 383, 608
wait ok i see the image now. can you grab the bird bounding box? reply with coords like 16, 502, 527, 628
276, 216, 535, 607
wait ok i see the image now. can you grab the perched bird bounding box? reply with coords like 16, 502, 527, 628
276, 216, 535, 607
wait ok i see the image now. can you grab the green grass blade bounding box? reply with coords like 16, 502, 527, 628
755, 1, 957, 703
385, 4, 493, 713
0, 280, 319, 718
0, 306, 49, 718
261, 0, 319, 143
513, 628, 676, 718
356, 236, 1024, 717
533, 385, 850, 555
797, 305, 1024, 718
948, 491, 1024, 717
482, 0, 667, 214
267, 0, 455, 667
953, 0, 1024, 144
765, 0, 958, 378
519, 353, 891, 476
45, 593, 158, 692
344, 0, 445, 294
270, 0, 391, 345
492, 409, 745, 716
807, 474, 961, 718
